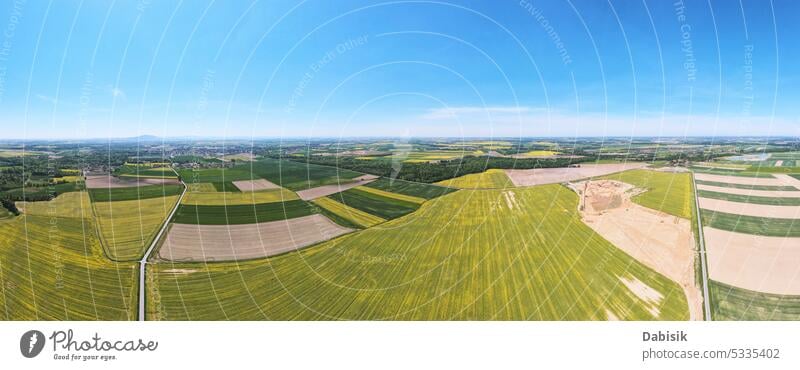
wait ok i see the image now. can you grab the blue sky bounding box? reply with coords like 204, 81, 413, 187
0, 0, 798, 139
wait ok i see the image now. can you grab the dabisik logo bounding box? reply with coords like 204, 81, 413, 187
20, 330, 46, 358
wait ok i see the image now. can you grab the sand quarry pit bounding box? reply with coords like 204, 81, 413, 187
570, 180, 703, 320
85, 175, 180, 189
232, 178, 280, 192
296, 174, 379, 200
698, 198, 800, 219
504, 163, 648, 187
158, 214, 353, 261
705, 227, 800, 295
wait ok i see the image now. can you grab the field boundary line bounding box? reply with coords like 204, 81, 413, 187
138, 179, 187, 321
692, 172, 713, 320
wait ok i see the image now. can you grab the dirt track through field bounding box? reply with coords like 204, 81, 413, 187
696, 184, 800, 198
85, 175, 180, 189
296, 174, 379, 200
693, 173, 785, 187
774, 174, 800, 189
698, 197, 800, 219
505, 163, 647, 187
704, 227, 800, 295
158, 214, 353, 261
572, 180, 703, 320
232, 179, 280, 192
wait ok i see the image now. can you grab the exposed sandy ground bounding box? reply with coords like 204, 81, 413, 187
158, 214, 353, 261
696, 184, 800, 198
775, 160, 784, 167
85, 175, 180, 189
705, 227, 800, 295
571, 180, 703, 320
296, 174, 379, 200
694, 173, 785, 187
232, 178, 280, 192
774, 174, 800, 190
698, 197, 800, 219
505, 163, 648, 187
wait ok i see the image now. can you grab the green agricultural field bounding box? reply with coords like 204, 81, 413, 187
4, 181, 85, 200
355, 185, 425, 204
691, 167, 775, 177
329, 187, 419, 220
186, 183, 217, 192
18, 191, 92, 219
182, 188, 298, 206
312, 197, 385, 228
172, 199, 318, 225
174, 159, 365, 191
365, 178, 457, 199
116, 165, 177, 178
598, 170, 694, 219
89, 184, 183, 202
247, 158, 363, 191
211, 182, 242, 192
177, 167, 257, 183
93, 196, 180, 260
701, 210, 800, 237
436, 169, 514, 189
698, 190, 800, 206
147, 186, 689, 320
710, 280, 800, 320
695, 180, 797, 191
0, 214, 137, 320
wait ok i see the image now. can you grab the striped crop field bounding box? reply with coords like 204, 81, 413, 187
0, 214, 137, 320
328, 187, 419, 220
93, 196, 180, 260
354, 185, 425, 204
147, 185, 689, 320
435, 169, 514, 189
312, 197, 385, 228
599, 169, 694, 219
698, 190, 800, 206
364, 178, 457, 199
89, 184, 183, 202
182, 188, 298, 206
171, 199, 318, 225
700, 210, 800, 237
18, 191, 92, 219
710, 280, 800, 320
